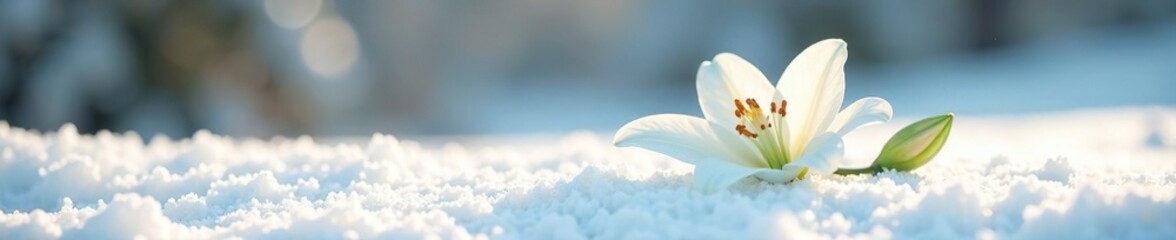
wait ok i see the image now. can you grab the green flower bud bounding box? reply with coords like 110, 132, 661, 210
872, 113, 954, 171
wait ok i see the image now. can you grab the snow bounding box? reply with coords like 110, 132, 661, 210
2, 107, 1176, 239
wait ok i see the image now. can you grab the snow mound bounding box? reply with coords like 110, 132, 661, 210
2, 108, 1176, 239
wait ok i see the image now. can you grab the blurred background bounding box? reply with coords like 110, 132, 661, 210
0, 0, 1174, 138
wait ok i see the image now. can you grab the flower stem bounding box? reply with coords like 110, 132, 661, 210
833, 166, 882, 175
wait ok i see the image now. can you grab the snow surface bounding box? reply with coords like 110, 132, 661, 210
2, 107, 1175, 239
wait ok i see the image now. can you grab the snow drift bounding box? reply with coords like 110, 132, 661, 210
1, 108, 1174, 239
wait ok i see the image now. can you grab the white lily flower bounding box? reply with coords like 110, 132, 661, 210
613, 39, 893, 192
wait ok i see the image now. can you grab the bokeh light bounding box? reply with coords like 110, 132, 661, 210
299, 17, 359, 77
264, 0, 321, 29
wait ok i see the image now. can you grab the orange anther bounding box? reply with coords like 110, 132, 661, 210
745, 98, 760, 109
778, 100, 788, 116
735, 124, 758, 138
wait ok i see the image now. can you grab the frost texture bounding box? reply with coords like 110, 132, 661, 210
1, 108, 1176, 239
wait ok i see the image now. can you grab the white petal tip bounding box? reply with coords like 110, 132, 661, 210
713, 52, 748, 63
698, 61, 717, 71
819, 38, 847, 46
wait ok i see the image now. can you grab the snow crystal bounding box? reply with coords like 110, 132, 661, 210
1, 108, 1175, 239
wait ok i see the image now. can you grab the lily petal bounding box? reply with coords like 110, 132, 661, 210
714, 53, 778, 101
697, 53, 778, 127
777, 39, 848, 154
828, 97, 893, 136
707, 120, 770, 168
613, 114, 764, 168
752, 166, 809, 183
784, 132, 844, 175
694, 159, 803, 193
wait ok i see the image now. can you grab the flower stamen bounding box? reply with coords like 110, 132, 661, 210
732, 98, 786, 139
777, 100, 787, 116
734, 99, 746, 117
735, 124, 757, 138
731, 98, 793, 169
